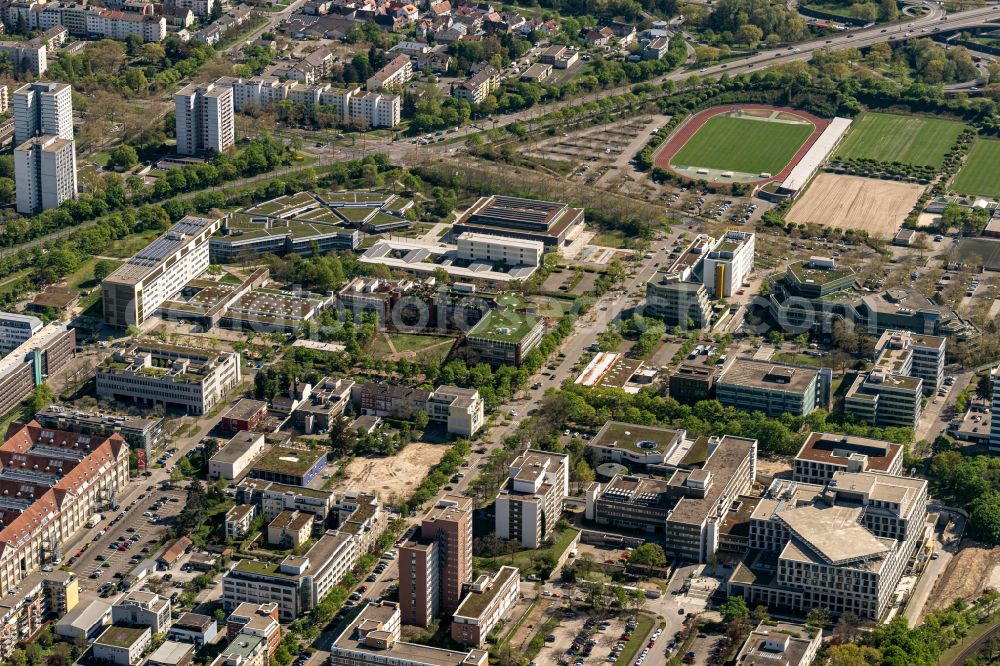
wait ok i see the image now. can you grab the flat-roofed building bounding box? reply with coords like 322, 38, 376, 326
175, 82, 234, 155
330, 601, 489, 666
783, 257, 856, 299
456, 232, 543, 268
222, 399, 269, 432
168, 613, 218, 648
0, 312, 42, 354
248, 444, 327, 487
645, 274, 711, 330
102, 216, 221, 328
336, 492, 387, 556
366, 54, 412, 91
733, 622, 820, 666
0, 324, 75, 420
587, 421, 686, 467
495, 450, 568, 548
267, 510, 313, 548
716, 359, 829, 418
226, 504, 257, 539
466, 309, 544, 366
226, 602, 280, 658
874, 330, 946, 395
703, 231, 755, 299
222, 531, 356, 621
668, 364, 717, 405
111, 590, 171, 633
210, 632, 266, 666
210, 432, 267, 480
793, 432, 903, 485
291, 377, 354, 434
992, 363, 1000, 453
34, 405, 164, 459
426, 386, 485, 437
0, 569, 78, 659
93, 625, 152, 666
453, 195, 584, 247
236, 479, 336, 521
14, 134, 77, 214
451, 567, 520, 647
146, 640, 196, 666
96, 340, 241, 415
844, 371, 922, 429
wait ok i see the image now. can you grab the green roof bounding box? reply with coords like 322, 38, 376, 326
98, 625, 148, 648
234, 559, 293, 578
335, 207, 378, 223
495, 292, 528, 310
467, 309, 540, 344
454, 567, 518, 619
787, 261, 856, 287
591, 421, 681, 455
252, 446, 326, 476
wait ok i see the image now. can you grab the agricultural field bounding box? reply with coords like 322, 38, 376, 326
833, 112, 966, 167
786, 174, 924, 239
951, 139, 1000, 198
670, 115, 814, 175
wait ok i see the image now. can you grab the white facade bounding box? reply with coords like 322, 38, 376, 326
15, 135, 78, 215
703, 231, 755, 299
456, 232, 543, 267
210, 433, 267, 480
175, 83, 235, 156
366, 55, 412, 91
495, 450, 568, 548
0, 312, 42, 355
13, 82, 73, 145
0, 42, 47, 76
102, 216, 220, 327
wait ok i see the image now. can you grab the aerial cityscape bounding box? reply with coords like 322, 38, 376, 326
0, 1, 1000, 666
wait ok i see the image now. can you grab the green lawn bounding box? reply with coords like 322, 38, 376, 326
671, 115, 814, 174
834, 112, 967, 167
67, 257, 121, 291
477, 528, 579, 575
952, 139, 1000, 198
368, 332, 455, 365
106, 229, 163, 259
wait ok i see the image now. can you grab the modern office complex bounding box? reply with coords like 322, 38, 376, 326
703, 231, 755, 299
455, 232, 544, 268
466, 308, 544, 366
102, 216, 221, 328
175, 82, 235, 155
330, 602, 489, 666
587, 421, 687, 467
0, 422, 129, 596
495, 449, 569, 548
668, 364, 718, 405
34, 405, 165, 459
844, 368, 923, 429
0, 323, 75, 420
236, 479, 337, 522
225, 603, 280, 658
452, 195, 585, 247
96, 340, 242, 415
13, 82, 73, 145
792, 432, 904, 485
716, 359, 830, 418
222, 531, 356, 621
248, 445, 327, 486
645, 274, 712, 330
14, 134, 77, 214
728, 471, 927, 619
451, 566, 520, 647
0, 312, 42, 354
399, 495, 473, 627
873, 330, 946, 395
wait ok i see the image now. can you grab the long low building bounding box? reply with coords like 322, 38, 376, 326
209, 432, 267, 480
716, 359, 831, 418
451, 567, 520, 647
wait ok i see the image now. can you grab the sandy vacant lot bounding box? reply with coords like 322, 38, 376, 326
922, 542, 1000, 618
333, 443, 447, 504
786, 174, 924, 239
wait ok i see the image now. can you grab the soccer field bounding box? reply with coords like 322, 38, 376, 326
952, 139, 1000, 198
670, 115, 814, 175
833, 112, 966, 167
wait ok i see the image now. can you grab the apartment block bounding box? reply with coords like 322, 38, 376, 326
452, 65, 500, 104
236, 479, 336, 521
225, 504, 257, 540
102, 215, 221, 328
703, 231, 755, 299
451, 567, 520, 647
35, 405, 165, 459
399, 495, 473, 627
209, 432, 267, 480
716, 359, 830, 418
111, 590, 172, 633
351, 382, 484, 437
266, 510, 313, 548
792, 432, 904, 485
96, 341, 242, 415
330, 602, 488, 666
0, 42, 47, 75
0, 324, 75, 419
14, 134, 77, 214
13, 82, 73, 145
335, 492, 388, 556
222, 530, 356, 621
176, 83, 234, 155
495, 449, 569, 549
225, 602, 280, 658
366, 54, 412, 91
0, 570, 78, 660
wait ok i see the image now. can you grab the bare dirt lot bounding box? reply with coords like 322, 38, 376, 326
333, 443, 447, 504
923, 542, 1000, 617
786, 174, 924, 239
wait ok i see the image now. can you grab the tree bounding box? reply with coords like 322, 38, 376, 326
969, 490, 1000, 545
572, 459, 595, 494
735, 24, 763, 48
977, 373, 993, 401
109, 145, 139, 170
93, 259, 118, 282
628, 543, 667, 568
26, 384, 54, 415
328, 416, 357, 457
879, 0, 898, 20
751, 605, 770, 623
825, 644, 882, 666
806, 606, 831, 628
720, 596, 749, 623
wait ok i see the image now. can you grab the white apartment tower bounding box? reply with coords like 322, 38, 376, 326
14, 135, 78, 214
175, 82, 235, 156
13, 82, 74, 145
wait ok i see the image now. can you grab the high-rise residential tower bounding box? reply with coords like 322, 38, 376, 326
175, 82, 234, 156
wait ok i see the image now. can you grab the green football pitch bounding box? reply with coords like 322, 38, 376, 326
670, 115, 814, 175
951, 139, 1000, 198
833, 112, 966, 168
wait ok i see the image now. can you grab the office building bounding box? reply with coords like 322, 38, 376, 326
291, 377, 354, 434
35, 405, 164, 460
728, 471, 928, 619
14, 134, 77, 214
221, 399, 269, 432
249, 445, 327, 486
645, 274, 711, 330
874, 330, 946, 395
793, 432, 904, 485
335, 492, 388, 556
0, 312, 42, 354
451, 567, 520, 647
93, 625, 152, 666
146, 641, 195, 666
168, 613, 218, 649
716, 359, 829, 418
209, 432, 267, 480
992, 364, 1000, 454
96, 340, 242, 415
733, 622, 821, 666
668, 364, 718, 405
0, 422, 129, 596
0, 323, 74, 418
425, 386, 485, 438
225, 504, 257, 540
703, 231, 755, 299
453, 195, 584, 247
495, 450, 569, 548
236, 479, 336, 522
13, 82, 73, 145
587, 421, 687, 467
175, 82, 235, 155
111, 590, 172, 633
102, 216, 221, 328
222, 531, 356, 620
225, 602, 280, 658
330, 602, 489, 666
399, 495, 473, 627
210, 633, 267, 666
466, 308, 544, 366
267, 510, 313, 548
456, 232, 543, 268
844, 371, 923, 429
